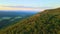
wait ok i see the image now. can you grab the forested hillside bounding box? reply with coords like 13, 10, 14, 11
0, 8, 60, 34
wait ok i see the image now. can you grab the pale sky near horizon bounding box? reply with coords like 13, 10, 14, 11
0, 0, 60, 11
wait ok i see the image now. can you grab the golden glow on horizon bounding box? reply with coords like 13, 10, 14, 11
0, 6, 41, 11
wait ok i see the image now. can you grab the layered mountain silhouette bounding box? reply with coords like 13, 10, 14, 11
0, 8, 60, 34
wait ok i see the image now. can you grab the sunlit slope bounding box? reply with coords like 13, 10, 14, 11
0, 8, 60, 34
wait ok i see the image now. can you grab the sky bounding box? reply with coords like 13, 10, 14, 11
0, 0, 60, 11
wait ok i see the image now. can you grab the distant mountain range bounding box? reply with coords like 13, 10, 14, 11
0, 8, 60, 34
0, 11, 37, 17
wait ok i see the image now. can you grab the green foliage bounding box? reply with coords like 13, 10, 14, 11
0, 8, 60, 34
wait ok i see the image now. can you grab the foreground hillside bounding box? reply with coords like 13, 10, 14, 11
0, 8, 60, 34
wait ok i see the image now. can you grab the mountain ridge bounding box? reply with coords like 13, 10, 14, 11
0, 8, 60, 34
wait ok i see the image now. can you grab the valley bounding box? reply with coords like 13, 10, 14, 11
0, 11, 37, 29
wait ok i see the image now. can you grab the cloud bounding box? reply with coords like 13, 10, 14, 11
0, 5, 54, 11
0, 7, 40, 11
0, 6, 43, 11
2, 6, 40, 8
3, 6, 27, 8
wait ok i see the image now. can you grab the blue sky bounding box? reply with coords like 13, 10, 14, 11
0, 0, 60, 11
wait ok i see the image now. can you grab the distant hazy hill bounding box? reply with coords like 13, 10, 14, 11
0, 11, 37, 29
0, 11, 37, 17
0, 8, 60, 34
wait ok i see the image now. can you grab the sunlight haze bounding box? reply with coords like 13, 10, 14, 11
0, 0, 60, 11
